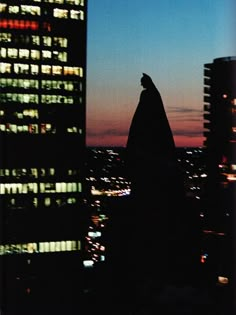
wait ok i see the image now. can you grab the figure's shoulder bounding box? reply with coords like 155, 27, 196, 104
140, 89, 148, 99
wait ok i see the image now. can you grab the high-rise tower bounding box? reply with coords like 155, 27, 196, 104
204, 57, 236, 227
203, 57, 236, 229
203, 57, 236, 304
0, 0, 87, 313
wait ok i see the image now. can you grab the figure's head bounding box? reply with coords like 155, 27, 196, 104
141, 73, 153, 88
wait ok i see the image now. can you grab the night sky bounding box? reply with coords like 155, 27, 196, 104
86, 0, 236, 147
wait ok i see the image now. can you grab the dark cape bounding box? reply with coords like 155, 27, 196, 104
123, 74, 189, 295
125, 74, 180, 197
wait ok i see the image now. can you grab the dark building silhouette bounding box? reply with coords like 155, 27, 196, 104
0, 1, 87, 313
203, 57, 236, 230
203, 56, 236, 312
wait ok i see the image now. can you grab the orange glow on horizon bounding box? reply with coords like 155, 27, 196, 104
86, 134, 204, 148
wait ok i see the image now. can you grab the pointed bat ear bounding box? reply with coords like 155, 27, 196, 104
142, 73, 150, 78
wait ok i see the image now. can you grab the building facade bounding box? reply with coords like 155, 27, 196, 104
203, 56, 236, 228
203, 57, 236, 292
0, 0, 87, 312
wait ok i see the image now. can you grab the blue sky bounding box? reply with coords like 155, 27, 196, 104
86, 0, 236, 147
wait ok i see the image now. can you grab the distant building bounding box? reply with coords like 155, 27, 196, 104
203, 56, 236, 229
0, 0, 87, 312
203, 57, 236, 290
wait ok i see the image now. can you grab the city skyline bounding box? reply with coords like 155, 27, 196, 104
86, 0, 236, 147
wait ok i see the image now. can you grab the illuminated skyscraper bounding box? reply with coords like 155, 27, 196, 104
0, 0, 87, 312
203, 57, 236, 229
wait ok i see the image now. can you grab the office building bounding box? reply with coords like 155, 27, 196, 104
0, 0, 87, 312
203, 56, 236, 228
203, 57, 236, 298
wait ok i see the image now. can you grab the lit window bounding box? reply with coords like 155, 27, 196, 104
27, 243, 37, 253
232, 127, 236, 133
64, 66, 83, 76
14, 63, 29, 74
55, 242, 60, 252
67, 126, 78, 133
0, 48, 6, 58
31, 50, 40, 60
19, 49, 30, 59
53, 8, 68, 19
42, 65, 51, 74
45, 197, 51, 206
9, 6, 20, 14
67, 197, 76, 204
52, 65, 62, 75
57, 51, 67, 62
31, 80, 39, 89
22, 125, 28, 132
31, 35, 40, 45
66, 0, 84, 5
9, 124, 17, 133
70, 10, 84, 20
50, 242, 55, 252
31, 64, 39, 75
44, 242, 50, 252
8, 48, 18, 58
0, 4, 7, 13
61, 182, 67, 192
23, 109, 39, 118
11, 79, 17, 87
15, 112, 23, 119
66, 82, 74, 91
22, 94, 30, 103
0, 63, 11, 73
42, 50, 52, 59
42, 36, 51, 47
29, 124, 39, 134
0, 33, 11, 42
21, 5, 40, 16
49, 168, 55, 176
53, 37, 67, 48
61, 241, 66, 251
232, 99, 236, 106
39, 243, 45, 253
31, 168, 38, 178
66, 241, 72, 251
22, 184, 27, 193
22, 80, 30, 89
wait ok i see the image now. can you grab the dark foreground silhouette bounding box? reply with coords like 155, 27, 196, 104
90, 75, 224, 314
125, 73, 193, 288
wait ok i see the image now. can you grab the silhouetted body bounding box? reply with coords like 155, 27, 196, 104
126, 74, 183, 201
123, 74, 188, 303
126, 74, 176, 189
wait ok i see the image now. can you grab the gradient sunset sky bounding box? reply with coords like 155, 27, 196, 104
86, 0, 236, 147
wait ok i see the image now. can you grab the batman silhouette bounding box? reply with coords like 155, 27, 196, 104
123, 73, 189, 300
126, 73, 180, 198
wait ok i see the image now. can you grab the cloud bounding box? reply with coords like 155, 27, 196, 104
87, 128, 128, 137
168, 106, 203, 114
173, 128, 203, 137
